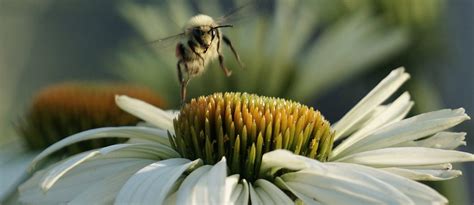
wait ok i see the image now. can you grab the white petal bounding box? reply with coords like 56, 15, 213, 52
335, 105, 386, 137
102, 143, 179, 160
40, 143, 179, 192
203, 158, 228, 205
28, 126, 171, 171
229, 178, 249, 205
336, 147, 474, 167
166, 110, 180, 119
116, 95, 174, 131
19, 158, 153, 204
275, 177, 322, 205
381, 167, 462, 181
41, 150, 100, 191
249, 183, 263, 205
68, 162, 155, 204
260, 150, 323, 176
333, 68, 410, 141
261, 150, 446, 204
225, 175, 240, 204
0, 143, 38, 202
337, 108, 469, 156
115, 158, 200, 205
176, 165, 212, 204
397, 132, 466, 150
176, 158, 227, 205
253, 186, 274, 204
279, 169, 413, 204
331, 92, 413, 158
254, 179, 293, 205
327, 162, 448, 204
342, 94, 413, 140
399, 163, 452, 170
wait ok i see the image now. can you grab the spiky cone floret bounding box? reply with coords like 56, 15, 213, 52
171, 92, 334, 181
17, 82, 166, 153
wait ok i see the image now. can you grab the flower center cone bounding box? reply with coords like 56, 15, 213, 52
172, 92, 335, 181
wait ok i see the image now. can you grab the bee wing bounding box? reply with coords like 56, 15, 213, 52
215, 1, 259, 26
145, 32, 185, 51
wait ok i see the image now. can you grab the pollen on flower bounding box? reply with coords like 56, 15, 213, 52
17, 82, 166, 153
171, 92, 335, 181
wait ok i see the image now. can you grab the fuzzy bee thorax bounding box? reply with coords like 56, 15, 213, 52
185, 14, 216, 28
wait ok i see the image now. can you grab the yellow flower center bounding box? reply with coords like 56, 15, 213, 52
171, 92, 334, 181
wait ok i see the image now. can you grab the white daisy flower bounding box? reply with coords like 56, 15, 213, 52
15, 68, 473, 204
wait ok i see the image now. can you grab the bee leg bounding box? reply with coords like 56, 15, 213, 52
188, 40, 205, 66
218, 54, 232, 77
177, 60, 184, 84
176, 43, 191, 105
177, 60, 189, 105
180, 79, 189, 106
222, 35, 244, 68
215, 30, 231, 76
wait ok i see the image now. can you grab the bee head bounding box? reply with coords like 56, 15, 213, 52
191, 25, 234, 49
186, 15, 233, 49
191, 26, 214, 48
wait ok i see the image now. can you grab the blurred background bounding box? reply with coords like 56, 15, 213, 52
0, 0, 473, 203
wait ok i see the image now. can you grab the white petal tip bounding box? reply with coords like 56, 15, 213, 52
394, 67, 405, 73
115, 95, 128, 104
40, 179, 54, 193
218, 156, 227, 164
453, 108, 469, 118
393, 67, 410, 79
400, 91, 411, 98
113, 95, 174, 130
40, 185, 50, 193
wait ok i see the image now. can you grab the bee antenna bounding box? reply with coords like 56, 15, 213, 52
214, 25, 233, 29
